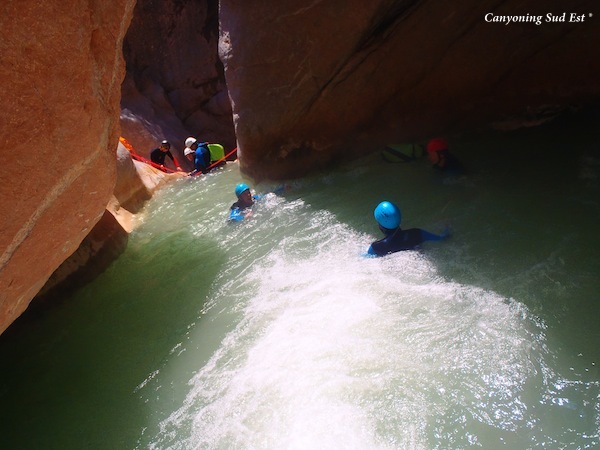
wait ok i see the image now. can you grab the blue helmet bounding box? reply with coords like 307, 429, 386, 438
235, 183, 250, 198
374, 201, 401, 229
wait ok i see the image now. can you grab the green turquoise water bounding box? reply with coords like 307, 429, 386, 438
0, 111, 598, 449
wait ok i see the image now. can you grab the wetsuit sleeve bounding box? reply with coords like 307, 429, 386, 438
165, 151, 181, 169
229, 208, 244, 221
420, 228, 449, 242
367, 240, 386, 256
366, 245, 379, 257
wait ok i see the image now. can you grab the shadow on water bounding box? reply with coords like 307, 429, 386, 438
0, 223, 227, 449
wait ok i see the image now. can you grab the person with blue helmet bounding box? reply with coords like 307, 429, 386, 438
229, 183, 262, 221
229, 182, 288, 221
367, 201, 448, 256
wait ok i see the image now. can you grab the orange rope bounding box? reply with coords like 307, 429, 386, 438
119, 137, 179, 174
120, 136, 238, 177
188, 146, 238, 177
207, 147, 238, 170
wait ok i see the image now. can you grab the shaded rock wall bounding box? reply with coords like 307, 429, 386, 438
0, 0, 135, 334
219, 0, 600, 180
35, 209, 130, 302
121, 0, 236, 165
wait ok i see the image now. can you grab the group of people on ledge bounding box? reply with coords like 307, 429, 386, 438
228, 138, 457, 257
149, 136, 227, 176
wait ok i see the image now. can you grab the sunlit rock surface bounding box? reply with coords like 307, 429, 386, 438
0, 0, 135, 334
219, 0, 600, 179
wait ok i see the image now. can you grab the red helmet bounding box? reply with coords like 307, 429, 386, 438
426, 138, 448, 153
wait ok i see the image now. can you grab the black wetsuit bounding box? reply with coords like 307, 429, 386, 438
368, 227, 446, 256
150, 148, 175, 166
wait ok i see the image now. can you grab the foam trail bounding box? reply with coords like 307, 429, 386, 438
152, 198, 548, 449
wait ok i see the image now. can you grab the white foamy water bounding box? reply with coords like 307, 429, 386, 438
145, 166, 579, 449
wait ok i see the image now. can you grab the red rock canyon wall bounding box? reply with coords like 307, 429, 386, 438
0, 0, 136, 334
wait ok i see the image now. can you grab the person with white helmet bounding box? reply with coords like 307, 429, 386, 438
150, 140, 182, 171
183, 136, 211, 175
367, 201, 448, 256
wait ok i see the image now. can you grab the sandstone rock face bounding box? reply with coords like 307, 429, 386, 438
121, 0, 236, 165
219, 0, 600, 180
0, 0, 135, 334
115, 142, 153, 212
114, 142, 187, 213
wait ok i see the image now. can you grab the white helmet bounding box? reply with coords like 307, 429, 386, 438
184, 147, 195, 156
185, 137, 197, 147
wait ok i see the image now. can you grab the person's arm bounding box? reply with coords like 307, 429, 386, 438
229, 208, 244, 221
166, 151, 183, 171
360, 243, 380, 257
420, 227, 449, 242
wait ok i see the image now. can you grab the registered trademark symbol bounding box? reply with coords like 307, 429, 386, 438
589, 13, 593, 17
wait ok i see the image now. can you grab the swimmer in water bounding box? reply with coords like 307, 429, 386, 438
426, 138, 465, 174
229, 183, 262, 221
367, 201, 448, 256
229, 183, 289, 222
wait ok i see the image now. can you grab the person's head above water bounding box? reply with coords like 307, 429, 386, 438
426, 138, 449, 167
235, 183, 250, 197
374, 201, 402, 231
235, 183, 254, 207
426, 138, 448, 154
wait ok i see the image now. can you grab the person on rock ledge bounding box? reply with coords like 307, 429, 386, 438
183, 136, 211, 176
150, 140, 182, 171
